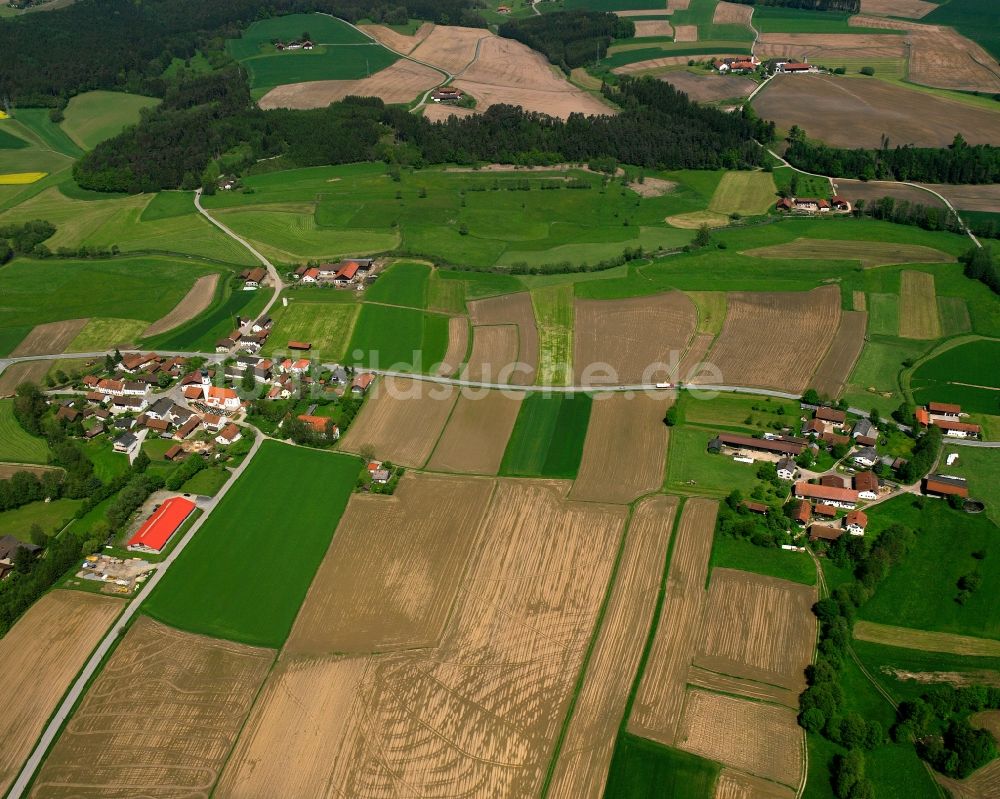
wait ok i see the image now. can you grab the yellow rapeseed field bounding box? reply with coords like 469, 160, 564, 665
0, 172, 47, 184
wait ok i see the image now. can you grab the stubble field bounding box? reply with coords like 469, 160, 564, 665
468, 292, 538, 384
259, 59, 442, 109
10, 318, 88, 356
811, 309, 868, 399
742, 238, 953, 269
463, 324, 520, 382
438, 315, 469, 376
660, 71, 756, 103
427, 389, 523, 474
714, 769, 796, 799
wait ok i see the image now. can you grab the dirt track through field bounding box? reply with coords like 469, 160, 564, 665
427, 389, 522, 474
0, 591, 121, 798
285, 472, 494, 655
693, 568, 816, 693
142, 274, 219, 337
468, 292, 537, 384
574, 292, 696, 385
547, 494, 678, 799
410, 24, 486, 75
854, 621, 1000, 657
700, 286, 841, 394
463, 325, 520, 383
811, 309, 867, 399
742, 237, 953, 269
899, 270, 941, 339
30, 616, 273, 799
714, 769, 797, 799
437, 315, 468, 377
687, 665, 799, 708
359, 21, 434, 54
11, 318, 88, 357
570, 393, 670, 504
629, 497, 717, 745
339, 375, 457, 467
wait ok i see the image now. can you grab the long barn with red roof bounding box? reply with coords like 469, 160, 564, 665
126, 497, 197, 554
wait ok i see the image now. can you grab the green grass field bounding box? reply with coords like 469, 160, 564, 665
665, 426, 761, 497
772, 166, 830, 200
144, 441, 360, 647
60, 91, 159, 150
709, 535, 816, 586
937, 444, 1000, 526
604, 733, 719, 799
867, 293, 900, 336
140, 190, 196, 221
265, 298, 359, 360
706, 171, 776, 216
678, 389, 795, 432
926, 0, 1000, 62
860, 496, 1000, 640
0, 126, 29, 150
427, 269, 467, 313
227, 12, 371, 59
81, 439, 130, 482
145, 279, 269, 351
910, 339, 1000, 416
752, 7, 892, 34
845, 336, 928, 418
531, 285, 574, 386
365, 261, 430, 308
66, 318, 148, 350
0, 497, 84, 538
0, 399, 50, 464
346, 303, 449, 371
180, 466, 231, 497
9, 108, 82, 158
500, 392, 592, 478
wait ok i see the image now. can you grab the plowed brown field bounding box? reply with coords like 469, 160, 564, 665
916, 183, 1000, 212
742, 237, 953, 268
629, 497, 717, 745
359, 21, 433, 54
635, 20, 673, 37
701, 286, 841, 394
714, 1, 752, 24
661, 71, 755, 102
756, 32, 907, 63
673, 24, 698, 41
338, 375, 457, 467
570, 392, 670, 504
217, 479, 626, 798
463, 324, 519, 382
437, 315, 468, 377
811, 309, 867, 399
677, 689, 803, 787
468, 292, 538, 384
615, 54, 749, 74
0, 361, 49, 396
0, 591, 121, 797
937, 761, 1000, 799
30, 617, 273, 799
285, 472, 494, 655
142, 274, 218, 337
860, 0, 935, 18
694, 569, 816, 693
714, 768, 797, 799
258, 59, 442, 109
574, 292, 697, 385
547, 494, 677, 799
427, 389, 522, 474
11, 318, 88, 356
835, 179, 946, 208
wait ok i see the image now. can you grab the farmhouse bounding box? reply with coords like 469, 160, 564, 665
809, 523, 844, 542
111, 395, 148, 414
216, 338, 236, 352
932, 419, 981, 439
297, 414, 340, 438
241, 267, 267, 287
215, 422, 242, 445
928, 402, 961, 418
779, 61, 813, 73
174, 416, 201, 440
820, 474, 845, 488
145, 397, 175, 421
854, 471, 879, 500
113, 432, 138, 454
815, 407, 846, 425
924, 474, 969, 498
126, 496, 196, 554
352, 373, 375, 394
334, 261, 360, 285
288, 340, 312, 351
852, 447, 879, 468
815, 503, 838, 518
794, 481, 859, 509
709, 433, 805, 457
777, 197, 830, 214
831, 196, 851, 212
96, 379, 125, 397
56, 405, 80, 423
791, 500, 811, 525
300, 267, 320, 283
852, 418, 877, 441
776, 457, 797, 481
845, 510, 867, 536
431, 88, 464, 103
204, 386, 240, 412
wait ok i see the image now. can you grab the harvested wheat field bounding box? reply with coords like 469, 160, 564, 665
30, 616, 273, 799
661, 71, 756, 102
422, 102, 476, 121
693, 569, 816, 693
11, 318, 88, 357
547, 494, 678, 799
756, 32, 906, 64
714, 768, 797, 799
142, 274, 218, 337
687, 665, 799, 709
673, 24, 698, 41
615, 54, 749, 75
570, 392, 670, 504
338, 375, 457, 467
410, 24, 487, 75
0, 361, 50, 397
668, 0, 690, 9
679, 333, 717, 384
937, 761, 1000, 799
0, 591, 121, 797
463, 324, 520, 383
574, 292, 696, 385
742, 237, 953, 269
860, 0, 935, 18
701, 286, 841, 394
427, 389, 522, 474
630, 497, 717, 746
853, 291, 867, 311
835, 178, 946, 208
714, 0, 753, 25
437, 315, 469, 377
259, 59, 442, 109
468, 292, 538, 384
635, 19, 673, 37
854, 621, 1000, 657
359, 21, 433, 54
755, 74, 1000, 148
916, 183, 1000, 213
218, 479, 627, 798
285, 472, 494, 655
899, 270, 941, 339
677, 689, 803, 788
453, 35, 613, 118
811, 309, 867, 399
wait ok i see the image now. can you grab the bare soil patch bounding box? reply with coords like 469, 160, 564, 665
899, 270, 941, 339
714, 1, 752, 25
615, 54, 749, 75
629, 176, 677, 197
854, 621, 1000, 657
668, 0, 690, 10
574, 292, 697, 385
694, 568, 817, 693
677, 689, 803, 787
835, 178, 946, 208
31, 616, 273, 799
437, 315, 469, 377
673, 24, 698, 42
630, 497, 718, 745
359, 21, 434, 54
688, 665, 799, 709
0, 361, 51, 397
742, 237, 953, 268
570, 392, 670, 504
700, 286, 841, 394
259, 59, 442, 109
468, 292, 538, 384
884, 668, 1000, 689
0, 591, 121, 797
812, 309, 867, 399
714, 769, 797, 799
410, 24, 486, 75
915, 183, 1000, 213
754, 74, 1000, 148
635, 20, 673, 37
11, 318, 88, 357
755, 32, 907, 64
428, 389, 523, 474
0, 463, 61, 479
338, 375, 458, 467
142, 274, 218, 337
860, 0, 935, 18
661, 71, 756, 102
285, 472, 494, 655
463, 324, 520, 383
547, 494, 678, 799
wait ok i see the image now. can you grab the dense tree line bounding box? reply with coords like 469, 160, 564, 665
0, 220, 55, 263
785, 134, 1000, 185
75, 70, 774, 193
961, 245, 1000, 295
498, 11, 634, 71
728, 0, 859, 10
0, 469, 62, 513
0, 0, 487, 102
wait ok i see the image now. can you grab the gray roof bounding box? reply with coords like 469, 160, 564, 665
114, 432, 137, 447
776, 457, 796, 472
853, 418, 876, 437
0, 535, 40, 560
148, 397, 174, 417
853, 446, 878, 461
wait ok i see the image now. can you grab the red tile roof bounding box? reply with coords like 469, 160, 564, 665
127, 497, 195, 553
846, 510, 868, 529
795, 482, 860, 503
815, 503, 838, 517
932, 419, 980, 434
854, 471, 878, 492
929, 402, 961, 414
335, 261, 359, 280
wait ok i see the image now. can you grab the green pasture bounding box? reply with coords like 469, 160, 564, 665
772, 166, 829, 200
365, 260, 430, 308
500, 392, 592, 478
81, 439, 129, 482
665, 426, 760, 497
0, 498, 84, 539
140, 190, 196, 221
347, 304, 449, 371
0, 326, 31, 358
926, 0, 1000, 62
531, 285, 574, 386
845, 336, 928, 418
265, 298, 359, 360
678, 389, 795, 433
180, 466, 231, 496
8, 108, 82, 158
910, 339, 1000, 416
0, 399, 50, 464
938, 444, 1000, 526
752, 7, 893, 35
562, 0, 666, 9
604, 733, 719, 799
144, 441, 360, 647
860, 496, 1000, 640
0, 126, 29, 150
145, 279, 269, 351
60, 91, 159, 150
867, 294, 899, 336
710, 535, 816, 586
67, 318, 148, 351
227, 12, 371, 60
427, 269, 467, 313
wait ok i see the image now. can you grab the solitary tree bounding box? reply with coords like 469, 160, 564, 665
29, 523, 47, 547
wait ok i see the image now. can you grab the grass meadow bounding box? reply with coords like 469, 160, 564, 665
264, 298, 359, 359
665, 427, 760, 497
937, 444, 1000, 526
0, 497, 84, 538
604, 733, 719, 799
500, 392, 592, 478
144, 441, 360, 647
531, 285, 574, 386
60, 91, 160, 150
0, 399, 50, 464
67, 318, 148, 350
145, 280, 270, 351
709, 534, 816, 586
910, 339, 1000, 415
752, 7, 893, 35
365, 261, 431, 308
346, 304, 450, 370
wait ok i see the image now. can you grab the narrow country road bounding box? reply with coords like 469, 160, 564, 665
6, 434, 265, 799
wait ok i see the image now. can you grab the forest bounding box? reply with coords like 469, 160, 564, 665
498, 11, 634, 71
728, 0, 860, 10
785, 134, 1000, 184
74, 70, 774, 192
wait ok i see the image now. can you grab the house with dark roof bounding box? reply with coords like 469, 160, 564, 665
809, 524, 844, 542
776, 457, 797, 481
853, 471, 879, 499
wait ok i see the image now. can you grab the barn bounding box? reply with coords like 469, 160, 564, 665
126, 497, 197, 554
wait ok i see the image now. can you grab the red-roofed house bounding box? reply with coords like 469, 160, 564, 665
334, 261, 359, 284
928, 402, 961, 417
297, 414, 340, 438
932, 419, 981, 439
791, 500, 811, 525
215, 422, 242, 445
794, 481, 859, 508
301, 267, 320, 283
814, 503, 838, 518
845, 510, 868, 535
183, 386, 203, 401
205, 386, 240, 411
915, 407, 931, 426
127, 497, 196, 554
352, 373, 375, 394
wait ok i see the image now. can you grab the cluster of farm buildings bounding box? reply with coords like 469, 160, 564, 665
293, 258, 375, 287
714, 56, 818, 75
776, 196, 851, 214
915, 401, 982, 438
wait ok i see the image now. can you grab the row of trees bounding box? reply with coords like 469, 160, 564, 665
961, 245, 1000, 295
498, 11, 634, 71
729, 0, 859, 10
0, 220, 56, 264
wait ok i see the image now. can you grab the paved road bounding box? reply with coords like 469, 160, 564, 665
5, 434, 264, 799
